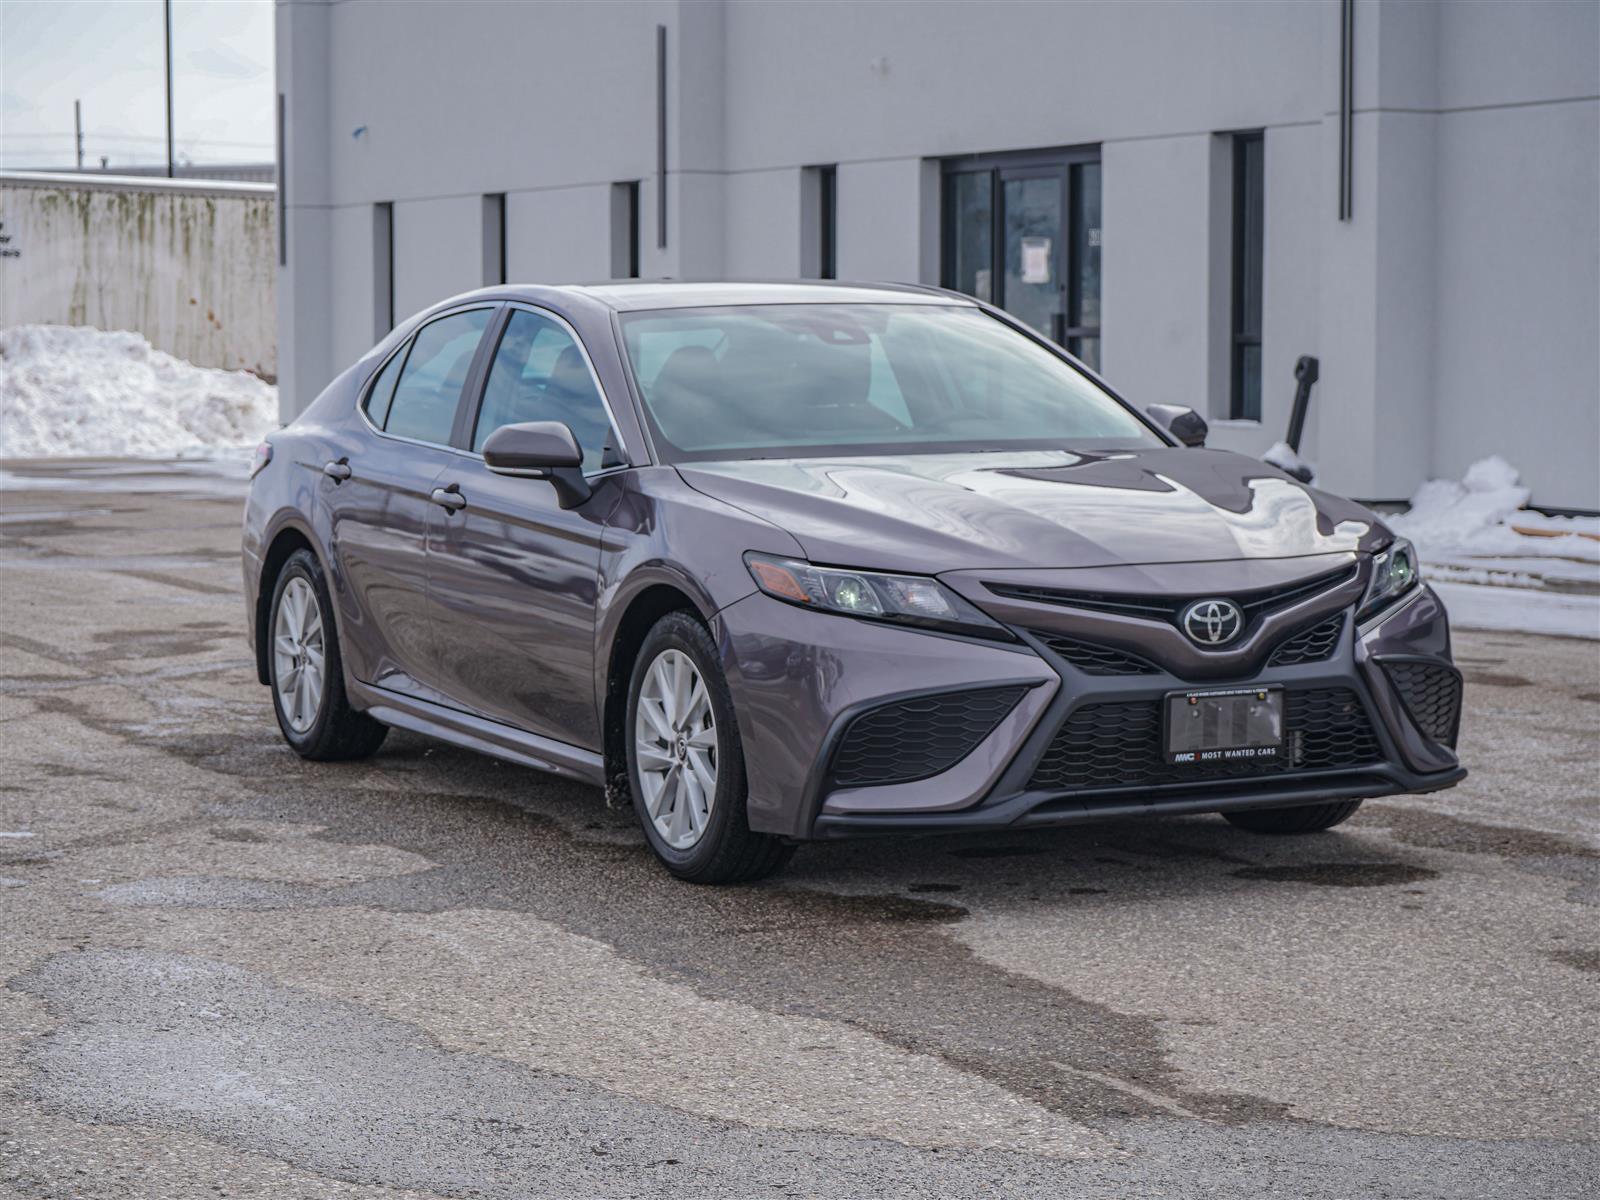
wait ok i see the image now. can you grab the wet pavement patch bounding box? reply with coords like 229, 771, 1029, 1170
1462, 671, 1532, 688
1545, 947, 1600, 975
908, 882, 962, 893
1229, 863, 1440, 888
14, 950, 1100, 1199
1359, 805, 1600, 862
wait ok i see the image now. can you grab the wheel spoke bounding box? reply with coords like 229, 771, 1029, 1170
686, 749, 715, 798
671, 771, 693, 841
646, 766, 675, 820
636, 743, 675, 770
680, 678, 708, 732
670, 655, 692, 723
638, 696, 674, 743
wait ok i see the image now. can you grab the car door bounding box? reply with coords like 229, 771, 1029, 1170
325, 305, 494, 704
424, 304, 627, 749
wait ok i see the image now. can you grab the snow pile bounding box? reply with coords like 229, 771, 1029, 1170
1390, 456, 1598, 640
1261, 440, 1315, 483
1389, 456, 1599, 565
0, 325, 278, 459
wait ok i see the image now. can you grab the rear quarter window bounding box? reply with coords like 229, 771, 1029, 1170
362, 347, 406, 429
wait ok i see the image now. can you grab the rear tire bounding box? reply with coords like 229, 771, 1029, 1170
267, 548, 388, 762
625, 611, 794, 884
1223, 799, 1363, 834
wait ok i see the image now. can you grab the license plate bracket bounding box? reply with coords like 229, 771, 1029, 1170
1164, 686, 1284, 765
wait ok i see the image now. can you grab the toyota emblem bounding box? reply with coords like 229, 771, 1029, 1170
1180, 598, 1244, 646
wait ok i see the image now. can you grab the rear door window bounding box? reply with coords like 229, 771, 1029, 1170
379, 309, 492, 445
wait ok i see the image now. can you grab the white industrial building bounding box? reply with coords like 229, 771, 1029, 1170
275, 0, 1599, 510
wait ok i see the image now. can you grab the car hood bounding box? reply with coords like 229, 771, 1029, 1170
676, 448, 1387, 572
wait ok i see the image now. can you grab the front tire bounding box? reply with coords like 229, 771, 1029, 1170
1223, 799, 1363, 834
625, 612, 794, 884
267, 548, 387, 761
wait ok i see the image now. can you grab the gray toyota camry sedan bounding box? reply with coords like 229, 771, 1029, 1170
242, 281, 1465, 883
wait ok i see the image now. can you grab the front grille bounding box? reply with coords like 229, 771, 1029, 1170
1267, 613, 1346, 666
1028, 686, 1383, 793
1383, 661, 1462, 747
831, 686, 1027, 787
1031, 631, 1158, 676
986, 565, 1357, 628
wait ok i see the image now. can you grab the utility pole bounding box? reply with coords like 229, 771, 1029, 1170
164, 0, 174, 178
74, 100, 84, 170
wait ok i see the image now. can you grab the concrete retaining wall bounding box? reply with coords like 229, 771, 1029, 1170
0, 172, 277, 379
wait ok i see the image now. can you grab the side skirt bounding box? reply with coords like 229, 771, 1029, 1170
347, 679, 607, 787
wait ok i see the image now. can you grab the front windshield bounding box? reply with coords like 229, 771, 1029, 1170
619, 303, 1161, 462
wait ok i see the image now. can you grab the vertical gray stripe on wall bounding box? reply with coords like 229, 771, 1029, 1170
373, 202, 394, 339
656, 24, 667, 249
1339, 0, 1354, 221
276, 93, 287, 265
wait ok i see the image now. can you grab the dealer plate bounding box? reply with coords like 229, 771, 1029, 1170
1164, 686, 1284, 765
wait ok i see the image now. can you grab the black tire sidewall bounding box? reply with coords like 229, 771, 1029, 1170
625, 613, 747, 875
268, 549, 339, 755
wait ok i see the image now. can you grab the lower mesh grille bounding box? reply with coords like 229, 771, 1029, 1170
1031, 631, 1157, 676
1383, 661, 1462, 747
1268, 614, 1346, 666
832, 686, 1027, 787
1028, 686, 1383, 792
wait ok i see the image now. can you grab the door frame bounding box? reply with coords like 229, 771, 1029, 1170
940, 144, 1101, 351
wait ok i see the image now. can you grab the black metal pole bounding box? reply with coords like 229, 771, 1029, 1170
74, 100, 83, 170
1286, 356, 1319, 453
164, 0, 174, 177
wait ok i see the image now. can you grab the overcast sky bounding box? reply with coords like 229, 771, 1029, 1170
1, 0, 274, 171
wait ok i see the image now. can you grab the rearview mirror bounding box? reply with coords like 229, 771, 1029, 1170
481, 421, 591, 508
1145, 404, 1208, 447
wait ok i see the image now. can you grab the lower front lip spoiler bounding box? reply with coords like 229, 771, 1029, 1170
809, 763, 1466, 838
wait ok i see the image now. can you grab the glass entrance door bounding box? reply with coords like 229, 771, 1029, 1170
943, 148, 1101, 369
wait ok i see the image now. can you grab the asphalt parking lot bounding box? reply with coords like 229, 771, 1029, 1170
2, 460, 1596, 1199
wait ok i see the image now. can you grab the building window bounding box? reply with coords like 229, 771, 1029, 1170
373, 201, 394, 339
611, 181, 640, 279
482, 193, 506, 286
1231, 131, 1264, 420
941, 147, 1101, 368
802, 165, 838, 280
818, 164, 837, 280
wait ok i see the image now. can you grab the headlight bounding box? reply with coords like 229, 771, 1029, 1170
1358, 536, 1420, 621
744, 553, 1011, 641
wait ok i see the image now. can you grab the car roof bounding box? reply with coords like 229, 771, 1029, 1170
496, 280, 976, 313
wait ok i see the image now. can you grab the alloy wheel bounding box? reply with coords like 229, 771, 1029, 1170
634, 648, 718, 849
273, 576, 326, 733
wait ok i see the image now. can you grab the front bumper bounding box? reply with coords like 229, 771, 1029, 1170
716, 575, 1464, 841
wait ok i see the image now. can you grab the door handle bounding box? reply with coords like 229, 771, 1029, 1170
323, 458, 352, 482
430, 484, 467, 513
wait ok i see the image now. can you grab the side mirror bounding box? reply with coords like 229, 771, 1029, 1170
1145, 404, 1208, 448
481, 421, 591, 508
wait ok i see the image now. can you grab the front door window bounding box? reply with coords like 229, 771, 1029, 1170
943, 150, 1101, 370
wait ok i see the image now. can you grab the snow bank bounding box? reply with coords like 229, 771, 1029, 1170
1389, 455, 1599, 565
0, 325, 278, 459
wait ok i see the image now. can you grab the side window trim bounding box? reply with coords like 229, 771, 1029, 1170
460, 301, 631, 477
356, 303, 498, 452
449, 303, 510, 450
